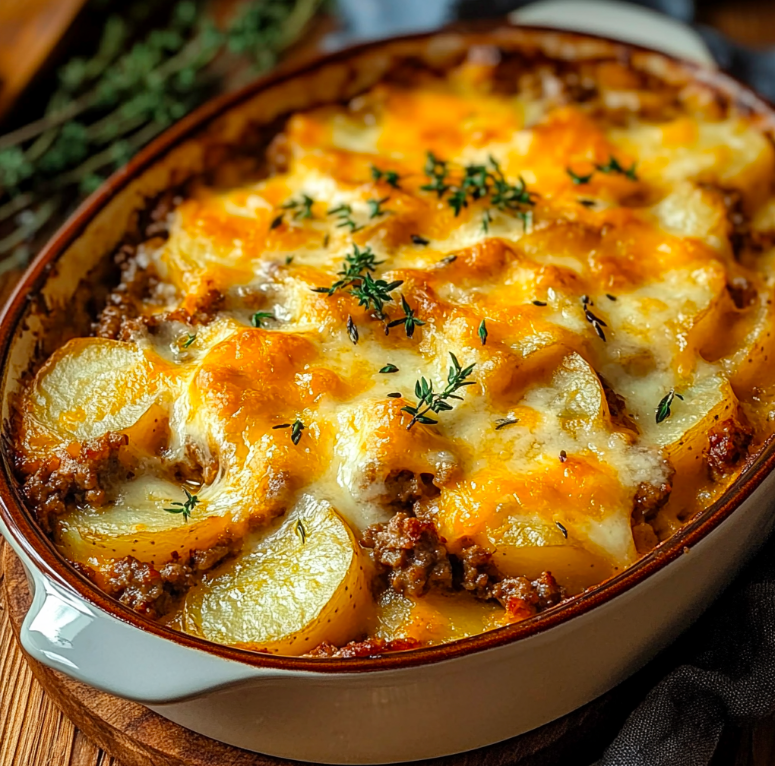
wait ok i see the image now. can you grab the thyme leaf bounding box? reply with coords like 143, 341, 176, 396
295, 519, 307, 544
370, 165, 401, 188
181, 333, 196, 348
401, 352, 476, 429
281, 194, 315, 220
327, 203, 362, 232
251, 311, 275, 328
494, 417, 518, 430
411, 234, 429, 246
314, 244, 381, 295
379, 364, 399, 374
595, 156, 638, 181
164, 487, 199, 523
566, 167, 594, 185
347, 315, 359, 344
478, 319, 488, 346
367, 196, 390, 219
387, 294, 425, 338
656, 389, 684, 424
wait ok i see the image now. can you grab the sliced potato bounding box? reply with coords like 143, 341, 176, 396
181, 496, 370, 655
371, 588, 501, 646
23, 338, 175, 453
487, 516, 614, 594
647, 371, 738, 474
56, 477, 239, 567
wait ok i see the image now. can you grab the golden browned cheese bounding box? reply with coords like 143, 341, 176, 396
13, 54, 775, 653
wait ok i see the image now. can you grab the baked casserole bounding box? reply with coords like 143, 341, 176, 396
12, 44, 775, 657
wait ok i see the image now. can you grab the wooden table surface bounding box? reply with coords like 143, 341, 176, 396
2, 2, 775, 765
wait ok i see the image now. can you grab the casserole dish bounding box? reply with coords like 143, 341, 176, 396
2, 21, 775, 764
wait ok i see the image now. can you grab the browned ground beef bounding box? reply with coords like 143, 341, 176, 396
361, 512, 452, 596
601, 378, 639, 433
631, 476, 674, 553
490, 572, 565, 619
20, 432, 128, 532
381, 468, 440, 514
306, 637, 421, 659
97, 537, 240, 618
705, 414, 753, 481
362, 516, 567, 617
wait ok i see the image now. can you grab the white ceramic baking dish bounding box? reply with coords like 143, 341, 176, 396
1, 18, 775, 764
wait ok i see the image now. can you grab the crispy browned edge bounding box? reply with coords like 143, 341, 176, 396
2, 22, 775, 673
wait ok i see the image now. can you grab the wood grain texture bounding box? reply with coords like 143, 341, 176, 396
0, 0, 88, 119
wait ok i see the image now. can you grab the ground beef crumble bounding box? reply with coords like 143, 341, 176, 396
20, 432, 129, 533
361, 512, 452, 596
705, 414, 753, 481
362, 515, 567, 618
95, 538, 241, 618
306, 637, 421, 659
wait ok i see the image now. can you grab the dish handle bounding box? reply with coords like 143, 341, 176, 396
1, 522, 264, 704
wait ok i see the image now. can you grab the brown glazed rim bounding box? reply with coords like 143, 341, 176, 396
2, 22, 775, 674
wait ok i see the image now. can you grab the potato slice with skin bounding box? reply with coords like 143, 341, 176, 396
371, 588, 501, 646
56, 477, 239, 568
182, 496, 370, 655
21, 338, 175, 457
487, 516, 614, 594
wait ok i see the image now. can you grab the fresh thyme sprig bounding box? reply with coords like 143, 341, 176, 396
181, 333, 196, 348
350, 272, 403, 318
164, 487, 200, 522
0, 0, 324, 262
370, 165, 401, 188
478, 319, 488, 345
401, 353, 476, 429
328, 203, 362, 232
656, 389, 684, 424
282, 194, 315, 220
387, 295, 425, 338
421, 153, 536, 231
313, 244, 382, 295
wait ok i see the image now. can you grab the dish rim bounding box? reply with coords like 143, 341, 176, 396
2, 21, 775, 674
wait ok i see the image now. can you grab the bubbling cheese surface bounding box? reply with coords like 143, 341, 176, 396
14, 54, 775, 653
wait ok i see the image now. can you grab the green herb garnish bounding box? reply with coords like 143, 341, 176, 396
251, 311, 275, 328
367, 196, 390, 219
421, 151, 449, 197
495, 417, 518, 430
556, 521, 568, 538
270, 214, 284, 229
401, 353, 476, 429
566, 167, 594, 185
295, 519, 307, 544
164, 488, 199, 522
350, 272, 403, 318
313, 244, 382, 295
595, 156, 638, 181
411, 234, 429, 246
272, 419, 306, 444
181, 333, 196, 348
656, 389, 683, 424
478, 319, 488, 346
387, 295, 425, 338
380, 364, 399, 374
328, 202, 362, 232
281, 194, 315, 220
371, 165, 401, 188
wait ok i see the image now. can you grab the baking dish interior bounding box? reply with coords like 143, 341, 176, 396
3, 24, 775, 671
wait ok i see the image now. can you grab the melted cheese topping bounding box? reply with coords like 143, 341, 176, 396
15, 56, 775, 651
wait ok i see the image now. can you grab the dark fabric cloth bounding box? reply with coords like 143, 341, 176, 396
601, 536, 775, 765
331, 2, 775, 762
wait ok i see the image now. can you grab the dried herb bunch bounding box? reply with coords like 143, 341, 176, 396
0, 0, 323, 270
